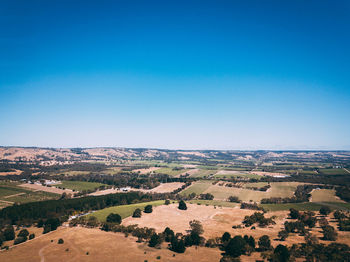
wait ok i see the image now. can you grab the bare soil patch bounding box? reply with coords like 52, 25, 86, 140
20, 184, 73, 195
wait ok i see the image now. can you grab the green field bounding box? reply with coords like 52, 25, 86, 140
154, 167, 187, 177
318, 168, 349, 175
5, 191, 59, 204
0, 185, 29, 198
89, 200, 165, 221
179, 181, 213, 196
54, 181, 106, 191
261, 202, 350, 211
311, 189, 344, 203
190, 169, 216, 178
213, 171, 261, 179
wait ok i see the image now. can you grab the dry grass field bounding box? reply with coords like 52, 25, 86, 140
20, 183, 74, 195
0, 227, 221, 262
311, 189, 345, 203
123, 203, 350, 247
203, 182, 302, 202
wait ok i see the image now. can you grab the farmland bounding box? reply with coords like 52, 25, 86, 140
54, 181, 106, 191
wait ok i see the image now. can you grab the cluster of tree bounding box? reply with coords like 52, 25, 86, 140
245, 184, 271, 192
336, 186, 350, 202
0, 191, 159, 225
334, 210, 350, 231
199, 193, 214, 200
240, 202, 264, 211
220, 233, 273, 260
242, 212, 276, 227
288, 234, 350, 261
0, 227, 35, 247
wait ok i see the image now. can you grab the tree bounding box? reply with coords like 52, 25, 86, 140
144, 205, 153, 213
43, 224, 51, 234
320, 206, 331, 216
322, 225, 338, 241
222, 232, 231, 243
165, 199, 170, 205
29, 233, 35, 240
289, 208, 300, 219
58, 238, 64, 244
3, 226, 15, 241
278, 230, 289, 241
106, 213, 122, 224
14, 237, 26, 245
18, 229, 29, 238
189, 220, 204, 235
163, 227, 174, 242
258, 235, 271, 251
133, 208, 142, 218
319, 217, 329, 228
228, 196, 240, 203
247, 236, 255, 249
170, 237, 186, 253
273, 244, 290, 262
149, 233, 162, 247
178, 200, 187, 210
225, 236, 246, 257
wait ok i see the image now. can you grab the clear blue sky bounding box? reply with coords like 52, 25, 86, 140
1, 0, 349, 150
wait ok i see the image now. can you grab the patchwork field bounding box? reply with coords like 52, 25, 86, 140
261, 202, 350, 211
0, 183, 58, 206
214, 170, 261, 179
0, 227, 221, 262
154, 167, 189, 177
89, 200, 165, 221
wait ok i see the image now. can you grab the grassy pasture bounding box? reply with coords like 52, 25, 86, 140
190, 169, 216, 178
0, 185, 29, 198
54, 181, 106, 191
89, 200, 165, 221
5, 191, 58, 204
179, 181, 213, 196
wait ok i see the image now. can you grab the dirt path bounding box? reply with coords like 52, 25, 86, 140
3, 192, 26, 199
344, 168, 350, 174
0, 199, 14, 204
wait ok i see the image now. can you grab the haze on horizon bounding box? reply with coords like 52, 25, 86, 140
1, 0, 349, 150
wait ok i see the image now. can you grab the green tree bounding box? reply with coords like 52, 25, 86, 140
322, 225, 337, 241
225, 236, 246, 257
106, 213, 122, 224
149, 233, 162, 247
144, 205, 153, 213
165, 199, 170, 205
320, 206, 331, 216
258, 235, 271, 251
3, 226, 15, 241
222, 232, 231, 243
178, 200, 187, 210
132, 208, 142, 218
273, 244, 290, 262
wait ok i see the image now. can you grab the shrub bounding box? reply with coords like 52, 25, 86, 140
29, 233, 35, 240
58, 238, 64, 244
228, 196, 240, 203
106, 213, 122, 224
278, 230, 289, 241
133, 208, 142, 218
165, 199, 170, 205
